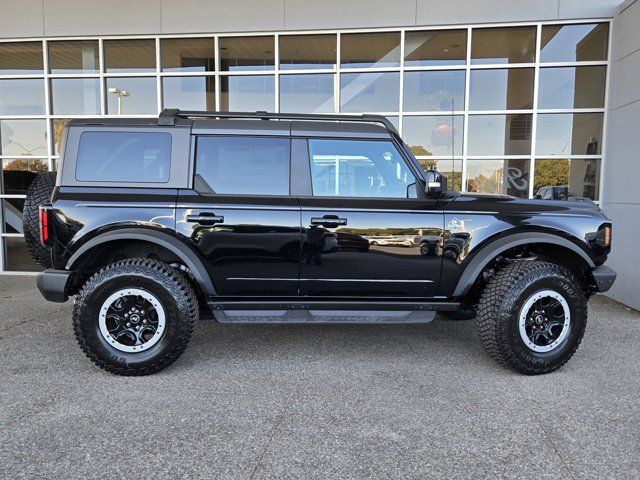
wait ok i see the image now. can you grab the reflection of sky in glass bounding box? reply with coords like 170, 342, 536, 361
340, 72, 399, 113
541, 24, 607, 62
51, 78, 100, 115
106, 77, 157, 114
220, 75, 275, 111
0, 120, 47, 156
467, 115, 532, 156
162, 76, 215, 110
536, 113, 602, 155
469, 69, 533, 110
403, 70, 465, 112
0, 79, 45, 115
280, 74, 334, 113
538, 67, 605, 109
403, 115, 463, 156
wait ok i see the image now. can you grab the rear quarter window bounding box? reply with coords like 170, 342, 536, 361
75, 131, 172, 183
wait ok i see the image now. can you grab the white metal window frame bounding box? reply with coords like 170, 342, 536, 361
0, 18, 613, 273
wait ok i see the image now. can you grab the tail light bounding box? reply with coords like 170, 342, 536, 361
39, 205, 52, 247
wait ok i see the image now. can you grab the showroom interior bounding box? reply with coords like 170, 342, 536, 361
0, 0, 636, 310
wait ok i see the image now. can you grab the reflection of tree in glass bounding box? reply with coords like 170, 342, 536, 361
534, 159, 569, 193
3, 159, 49, 173
53, 119, 71, 154
469, 169, 502, 194
410, 145, 433, 156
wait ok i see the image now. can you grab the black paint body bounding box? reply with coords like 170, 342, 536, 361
44, 117, 614, 311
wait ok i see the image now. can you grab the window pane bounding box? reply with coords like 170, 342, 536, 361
0, 120, 47, 156
466, 159, 530, 197
219, 36, 274, 71
280, 74, 334, 113
75, 132, 171, 183
417, 158, 462, 191
309, 139, 417, 198
541, 23, 609, 63
3, 237, 42, 272
106, 77, 157, 115
340, 72, 399, 113
534, 158, 600, 201
471, 27, 536, 64
195, 136, 289, 195
0, 79, 45, 115
279, 34, 336, 70
51, 78, 100, 115
538, 66, 606, 109
1, 158, 48, 195
52, 119, 71, 155
49, 40, 99, 74
2, 198, 24, 233
402, 115, 463, 156
0, 42, 43, 74
467, 114, 532, 155
161, 38, 215, 72
104, 39, 156, 73
405, 30, 467, 67
536, 113, 602, 155
219, 75, 274, 111
403, 70, 465, 112
162, 76, 215, 110
469, 68, 534, 110
341, 32, 400, 68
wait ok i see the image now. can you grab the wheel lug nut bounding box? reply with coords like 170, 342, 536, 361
126, 322, 131, 327
124, 313, 129, 318
136, 326, 140, 330
143, 319, 147, 324
141, 310, 145, 314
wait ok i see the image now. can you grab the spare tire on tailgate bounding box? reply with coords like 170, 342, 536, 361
23, 171, 56, 268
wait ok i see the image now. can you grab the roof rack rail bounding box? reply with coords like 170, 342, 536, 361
158, 108, 399, 135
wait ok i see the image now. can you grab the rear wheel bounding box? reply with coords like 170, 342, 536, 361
477, 261, 587, 375
73, 258, 198, 375
23, 171, 56, 268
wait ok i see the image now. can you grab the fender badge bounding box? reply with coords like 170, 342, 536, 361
447, 217, 466, 231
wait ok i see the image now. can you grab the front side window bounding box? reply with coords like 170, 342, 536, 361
75, 131, 171, 183
308, 139, 418, 198
195, 136, 290, 195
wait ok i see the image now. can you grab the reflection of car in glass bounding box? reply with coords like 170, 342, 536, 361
367, 235, 413, 247
535, 185, 591, 202
31, 109, 616, 377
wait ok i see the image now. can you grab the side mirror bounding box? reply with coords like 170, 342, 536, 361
424, 170, 447, 198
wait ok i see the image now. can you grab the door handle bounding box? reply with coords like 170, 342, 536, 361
310, 216, 348, 227
186, 213, 224, 225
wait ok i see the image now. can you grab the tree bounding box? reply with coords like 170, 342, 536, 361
534, 159, 570, 193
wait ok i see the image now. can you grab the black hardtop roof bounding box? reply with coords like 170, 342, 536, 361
68, 110, 396, 138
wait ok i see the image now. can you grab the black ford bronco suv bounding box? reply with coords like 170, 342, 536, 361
26, 109, 616, 376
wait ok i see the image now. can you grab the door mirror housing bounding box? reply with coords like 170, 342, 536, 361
424, 170, 447, 198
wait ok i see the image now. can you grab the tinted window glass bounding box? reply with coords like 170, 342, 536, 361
309, 139, 417, 198
76, 132, 171, 183
196, 136, 289, 195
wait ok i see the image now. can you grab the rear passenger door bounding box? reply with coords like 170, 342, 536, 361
176, 135, 301, 296
296, 138, 444, 298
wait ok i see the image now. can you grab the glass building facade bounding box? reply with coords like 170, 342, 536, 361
0, 21, 610, 272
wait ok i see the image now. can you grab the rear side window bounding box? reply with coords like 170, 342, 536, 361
195, 136, 290, 195
75, 131, 172, 183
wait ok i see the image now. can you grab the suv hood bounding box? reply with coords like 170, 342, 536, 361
446, 193, 606, 218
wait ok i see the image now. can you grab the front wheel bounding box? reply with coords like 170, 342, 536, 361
477, 261, 587, 375
73, 258, 198, 375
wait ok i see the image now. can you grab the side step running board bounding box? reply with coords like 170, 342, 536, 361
207, 298, 461, 312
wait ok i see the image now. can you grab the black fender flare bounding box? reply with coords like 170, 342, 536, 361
452, 232, 595, 297
65, 228, 216, 296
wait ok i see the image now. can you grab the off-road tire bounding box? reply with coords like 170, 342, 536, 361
73, 258, 198, 375
23, 171, 56, 268
477, 261, 587, 375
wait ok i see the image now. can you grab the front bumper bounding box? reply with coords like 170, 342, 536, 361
37, 269, 72, 302
592, 265, 617, 293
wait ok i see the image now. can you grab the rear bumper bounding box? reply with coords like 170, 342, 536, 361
592, 265, 617, 293
37, 269, 72, 302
